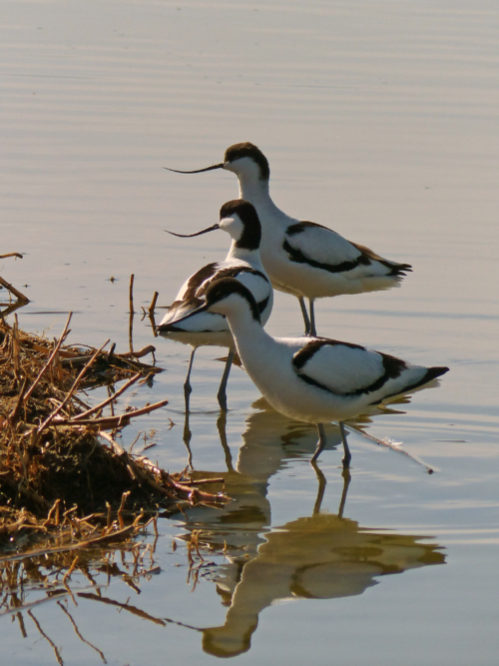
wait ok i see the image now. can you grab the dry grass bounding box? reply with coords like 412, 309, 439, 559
0, 257, 230, 662
0, 305, 227, 554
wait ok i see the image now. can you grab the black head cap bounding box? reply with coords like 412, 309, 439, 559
219, 199, 262, 250
224, 142, 270, 180
205, 277, 261, 322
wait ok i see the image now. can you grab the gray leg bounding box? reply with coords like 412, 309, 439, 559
216, 410, 234, 472
184, 347, 196, 412
339, 422, 352, 469
310, 459, 327, 514
182, 409, 193, 468
298, 296, 311, 335
308, 299, 317, 337
312, 423, 327, 462
337, 468, 351, 518
216, 349, 234, 411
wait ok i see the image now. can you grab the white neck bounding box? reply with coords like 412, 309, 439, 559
238, 177, 277, 212
236, 176, 292, 231
224, 303, 274, 366
226, 242, 263, 268
238, 174, 269, 200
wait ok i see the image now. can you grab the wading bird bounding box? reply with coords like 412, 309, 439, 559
175, 277, 448, 468
157, 200, 272, 411
166, 142, 411, 336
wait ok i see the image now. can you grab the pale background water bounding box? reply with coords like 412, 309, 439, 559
1, 0, 498, 664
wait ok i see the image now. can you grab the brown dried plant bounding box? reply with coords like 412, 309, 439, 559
0, 310, 227, 553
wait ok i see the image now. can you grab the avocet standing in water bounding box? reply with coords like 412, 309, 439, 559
166, 142, 412, 336
177, 277, 448, 468
157, 200, 272, 411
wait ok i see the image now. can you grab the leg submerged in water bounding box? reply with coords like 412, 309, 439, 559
183, 347, 196, 412
339, 422, 352, 469
311, 423, 352, 469
217, 349, 234, 411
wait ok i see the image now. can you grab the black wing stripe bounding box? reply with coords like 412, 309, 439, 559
283, 239, 365, 274
284, 223, 412, 276
369, 366, 449, 405
294, 346, 407, 398
293, 338, 365, 370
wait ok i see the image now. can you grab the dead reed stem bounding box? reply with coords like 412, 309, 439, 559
1, 317, 227, 553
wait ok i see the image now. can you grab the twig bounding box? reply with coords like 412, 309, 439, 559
62, 555, 79, 585
128, 274, 134, 354
348, 424, 436, 474
0, 522, 147, 564
99, 430, 126, 456
0, 275, 29, 304
117, 491, 131, 529
99, 432, 175, 497
71, 372, 142, 421
37, 339, 110, 433
16, 612, 27, 638
43, 499, 61, 527
8, 375, 29, 422
99, 432, 228, 506
57, 602, 107, 664
176, 477, 224, 486
148, 291, 158, 316
77, 592, 167, 626
128, 274, 135, 315
52, 399, 169, 429
148, 292, 159, 336
28, 610, 64, 666
0, 300, 26, 317
119, 345, 157, 360
59, 344, 156, 367
166, 476, 229, 505
22, 312, 72, 405
0, 252, 23, 260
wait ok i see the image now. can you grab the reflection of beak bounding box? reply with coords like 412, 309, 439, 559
164, 162, 225, 174
164, 223, 219, 238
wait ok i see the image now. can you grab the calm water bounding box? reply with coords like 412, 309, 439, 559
1, 0, 499, 663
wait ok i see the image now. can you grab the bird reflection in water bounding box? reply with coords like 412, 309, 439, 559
175, 403, 445, 658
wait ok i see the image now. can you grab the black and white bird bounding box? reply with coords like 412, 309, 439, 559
166, 142, 412, 336
157, 200, 272, 411
178, 277, 448, 468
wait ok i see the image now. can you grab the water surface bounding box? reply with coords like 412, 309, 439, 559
1, 1, 498, 664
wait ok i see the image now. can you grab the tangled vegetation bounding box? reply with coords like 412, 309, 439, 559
0, 269, 227, 554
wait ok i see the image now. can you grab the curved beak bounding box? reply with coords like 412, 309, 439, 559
164, 162, 225, 174
164, 223, 219, 238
